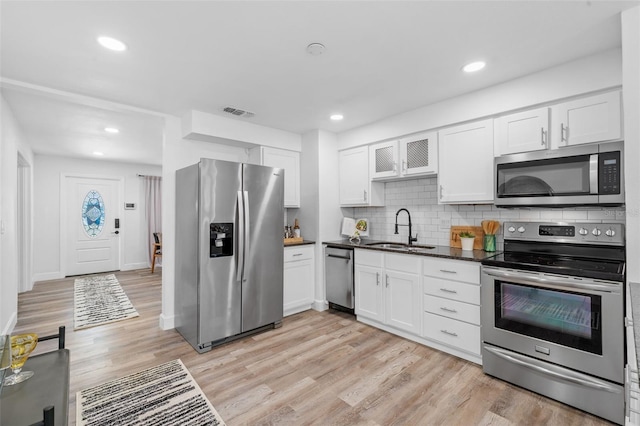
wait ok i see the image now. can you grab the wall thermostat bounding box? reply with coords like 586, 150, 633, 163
124, 202, 136, 210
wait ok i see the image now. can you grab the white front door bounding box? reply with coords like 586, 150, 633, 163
64, 176, 122, 276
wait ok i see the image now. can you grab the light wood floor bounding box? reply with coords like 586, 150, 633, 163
14, 269, 612, 425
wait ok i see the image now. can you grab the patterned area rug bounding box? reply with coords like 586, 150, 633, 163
77, 359, 225, 426
74, 274, 139, 330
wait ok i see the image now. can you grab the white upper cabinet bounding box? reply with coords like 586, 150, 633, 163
250, 147, 300, 207
437, 119, 494, 204
370, 131, 438, 180
370, 141, 399, 179
339, 146, 385, 207
552, 90, 622, 148
494, 107, 550, 156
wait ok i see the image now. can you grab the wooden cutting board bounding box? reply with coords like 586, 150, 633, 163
450, 226, 485, 250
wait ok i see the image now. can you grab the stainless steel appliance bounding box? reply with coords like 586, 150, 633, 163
175, 159, 284, 353
325, 246, 354, 313
495, 141, 624, 207
481, 221, 625, 424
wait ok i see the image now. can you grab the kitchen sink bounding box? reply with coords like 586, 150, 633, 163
365, 242, 436, 251
366, 242, 408, 249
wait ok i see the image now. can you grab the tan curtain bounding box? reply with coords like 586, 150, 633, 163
144, 176, 162, 266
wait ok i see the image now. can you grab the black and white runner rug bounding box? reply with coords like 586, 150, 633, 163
74, 274, 139, 330
77, 359, 225, 426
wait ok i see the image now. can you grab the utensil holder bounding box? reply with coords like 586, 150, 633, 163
483, 234, 496, 252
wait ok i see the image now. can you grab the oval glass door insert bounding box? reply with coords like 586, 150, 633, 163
82, 190, 105, 237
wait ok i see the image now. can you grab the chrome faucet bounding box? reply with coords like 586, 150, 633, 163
395, 208, 418, 245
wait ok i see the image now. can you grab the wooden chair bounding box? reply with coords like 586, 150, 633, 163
151, 232, 162, 273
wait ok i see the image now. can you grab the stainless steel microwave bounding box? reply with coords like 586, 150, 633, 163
495, 141, 624, 207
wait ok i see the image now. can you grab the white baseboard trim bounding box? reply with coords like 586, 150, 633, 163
121, 262, 149, 271
159, 313, 175, 330
1, 311, 18, 335
33, 271, 64, 282
312, 299, 328, 312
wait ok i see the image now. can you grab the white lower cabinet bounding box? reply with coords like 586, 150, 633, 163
355, 249, 481, 365
355, 250, 421, 335
422, 257, 482, 362
283, 245, 314, 316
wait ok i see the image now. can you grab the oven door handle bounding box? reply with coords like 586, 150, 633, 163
484, 345, 622, 394
483, 268, 619, 293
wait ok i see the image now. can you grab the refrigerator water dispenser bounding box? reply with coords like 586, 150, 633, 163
210, 223, 233, 257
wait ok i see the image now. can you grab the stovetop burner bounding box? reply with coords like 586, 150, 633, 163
483, 252, 625, 281
482, 221, 626, 282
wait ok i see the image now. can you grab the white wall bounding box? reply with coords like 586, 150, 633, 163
294, 130, 343, 310
160, 116, 250, 329
338, 48, 622, 149
623, 6, 640, 282
183, 110, 302, 151
32, 155, 161, 281
1, 94, 34, 334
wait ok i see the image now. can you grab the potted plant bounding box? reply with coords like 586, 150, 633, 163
459, 231, 476, 251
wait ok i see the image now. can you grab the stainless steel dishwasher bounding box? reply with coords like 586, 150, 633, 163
324, 246, 354, 313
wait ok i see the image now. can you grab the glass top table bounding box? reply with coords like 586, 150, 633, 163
1, 349, 70, 426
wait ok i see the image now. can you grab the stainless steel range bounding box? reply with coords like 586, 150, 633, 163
481, 221, 625, 424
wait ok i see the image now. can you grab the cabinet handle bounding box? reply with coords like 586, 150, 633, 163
540, 127, 547, 146
439, 288, 457, 294
439, 185, 444, 200
561, 123, 568, 144
402, 159, 407, 173
440, 306, 458, 313
393, 162, 397, 172
293, 253, 303, 257
364, 190, 368, 201
386, 274, 390, 288
440, 329, 458, 337
376, 272, 380, 286
439, 269, 457, 274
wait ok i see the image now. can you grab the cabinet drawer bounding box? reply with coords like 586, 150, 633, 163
424, 295, 480, 325
285, 246, 313, 262
423, 277, 480, 305
385, 253, 420, 274
355, 249, 383, 267
423, 312, 480, 355
423, 257, 480, 284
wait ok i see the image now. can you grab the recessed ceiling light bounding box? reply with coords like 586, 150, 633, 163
97, 36, 127, 52
93, 151, 104, 156
104, 127, 119, 134
330, 114, 344, 121
463, 61, 486, 73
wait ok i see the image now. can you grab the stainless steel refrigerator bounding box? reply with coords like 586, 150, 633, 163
175, 158, 284, 353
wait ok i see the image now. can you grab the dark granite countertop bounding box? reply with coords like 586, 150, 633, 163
628, 282, 640, 373
323, 239, 500, 262
284, 240, 315, 247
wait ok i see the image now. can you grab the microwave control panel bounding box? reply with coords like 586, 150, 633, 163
599, 151, 620, 194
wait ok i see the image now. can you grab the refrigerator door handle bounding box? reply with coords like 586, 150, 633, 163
236, 191, 245, 282
242, 190, 251, 282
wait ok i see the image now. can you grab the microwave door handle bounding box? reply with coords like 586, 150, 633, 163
589, 154, 598, 194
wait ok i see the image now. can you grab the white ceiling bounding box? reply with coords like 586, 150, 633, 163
1, 1, 637, 166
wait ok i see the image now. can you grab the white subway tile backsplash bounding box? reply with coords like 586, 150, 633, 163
355, 178, 625, 245
562, 210, 588, 220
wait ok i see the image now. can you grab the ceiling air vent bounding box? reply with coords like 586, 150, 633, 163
223, 106, 255, 118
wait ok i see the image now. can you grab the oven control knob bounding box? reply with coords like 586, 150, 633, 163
592, 228, 602, 236
508, 226, 516, 233
517, 226, 526, 233
579, 228, 588, 236
605, 228, 616, 237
